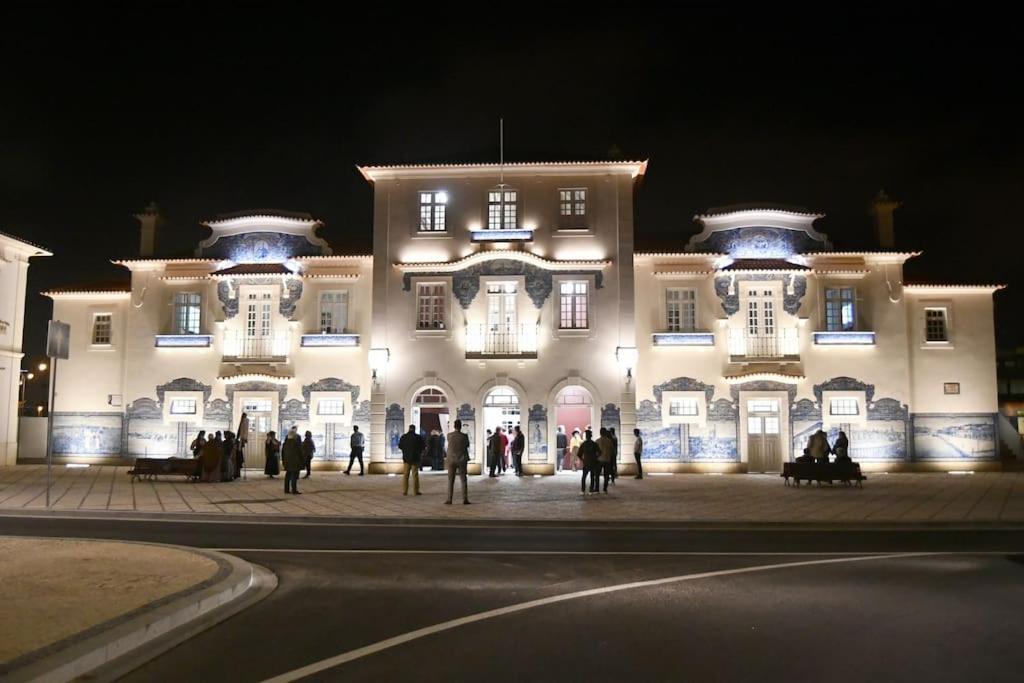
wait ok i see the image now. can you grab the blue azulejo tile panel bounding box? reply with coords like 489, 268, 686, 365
470, 230, 533, 242
127, 419, 178, 457
652, 332, 715, 346
52, 413, 123, 456
154, 334, 213, 348
912, 414, 996, 460
792, 419, 908, 461
812, 331, 876, 346
300, 334, 360, 347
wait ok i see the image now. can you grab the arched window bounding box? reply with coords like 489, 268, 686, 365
414, 387, 448, 405
484, 386, 519, 407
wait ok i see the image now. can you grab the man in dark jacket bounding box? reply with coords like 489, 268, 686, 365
281, 427, 304, 495
511, 425, 525, 476
578, 429, 601, 494
398, 424, 425, 496
301, 431, 316, 479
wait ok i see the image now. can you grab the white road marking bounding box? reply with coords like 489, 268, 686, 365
259, 552, 941, 683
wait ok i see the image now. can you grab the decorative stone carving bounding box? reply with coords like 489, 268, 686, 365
224, 381, 288, 408
125, 397, 162, 420
457, 403, 476, 421
302, 377, 361, 404
868, 397, 909, 422
600, 403, 621, 431
714, 273, 806, 316
353, 400, 372, 423
280, 279, 303, 318
156, 377, 212, 405
200, 231, 326, 261
812, 376, 876, 405
279, 398, 309, 423
205, 398, 231, 421
784, 276, 807, 315
690, 226, 829, 258
708, 398, 738, 422
636, 399, 661, 423
217, 281, 238, 318
790, 398, 820, 421
653, 377, 715, 406
402, 258, 604, 309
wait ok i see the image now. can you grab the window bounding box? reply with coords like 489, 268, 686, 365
317, 399, 346, 416
925, 308, 948, 342
419, 191, 447, 232
747, 399, 779, 413
666, 288, 696, 332
669, 398, 699, 416
169, 398, 197, 415
487, 189, 518, 230
242, 398, 273, 413
92, 314, 112, 345
174, 292, 201, 335
414, 388, 448, 405
824, 287, 856, 331
559, 281, 589, 329
829, 398, 859, 416
319, 291, 349, 334
558, 188, 587, 227
246, 292, 273, 338
416, 283, 446, 330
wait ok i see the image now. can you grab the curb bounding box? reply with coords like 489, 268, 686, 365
2, 540, 277, 683
2, 508, 1024, 531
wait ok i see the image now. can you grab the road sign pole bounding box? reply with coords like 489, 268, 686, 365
45, 357, 57, 509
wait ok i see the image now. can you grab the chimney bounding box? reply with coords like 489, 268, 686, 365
869, 190, 901, 249
133, 202, 163, 258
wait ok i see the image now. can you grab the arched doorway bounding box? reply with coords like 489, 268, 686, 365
482, 386, 521, 438
553, 385, 595, 472
411, 387, 450, 437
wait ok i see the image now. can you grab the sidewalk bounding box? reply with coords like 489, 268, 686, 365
2, 465, 1023, 524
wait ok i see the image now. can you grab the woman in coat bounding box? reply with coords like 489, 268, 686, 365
281, 427, 303, 494
487, 428, 502, 477
190, 430, 206, 458
568, 429, 582, 472
200, 438, 222, 482
264, 431, 281, 478
301, 430, 316, 479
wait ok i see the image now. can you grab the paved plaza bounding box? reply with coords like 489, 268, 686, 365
1, 465, 1023, 524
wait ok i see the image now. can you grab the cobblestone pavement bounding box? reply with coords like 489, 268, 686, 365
1, 466, 1023, 524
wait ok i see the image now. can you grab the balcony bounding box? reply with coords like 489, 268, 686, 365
222, 331, 290, 361
728, 329, 799, 361
465, 323, 538, 359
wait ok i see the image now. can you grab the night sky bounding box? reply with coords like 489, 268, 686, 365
3, 4, 1021, 401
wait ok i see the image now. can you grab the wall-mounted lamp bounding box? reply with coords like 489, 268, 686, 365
369, 347, 391, 385
616, 346, 638, 388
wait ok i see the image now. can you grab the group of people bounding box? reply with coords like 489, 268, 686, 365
397, 420, 471, 504
797, 429, 852, 464
188, 428, 244, 483
484, 425, 526, 477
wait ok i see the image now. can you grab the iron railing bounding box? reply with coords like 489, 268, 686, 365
223, 331, 290, 359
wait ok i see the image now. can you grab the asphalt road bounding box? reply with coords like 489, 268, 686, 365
2, 514, 1023, 682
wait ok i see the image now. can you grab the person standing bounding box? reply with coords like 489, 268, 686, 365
346, 425, 365, 475
578, 429, 600, 494
608, 427, 619, 485
221, 431, 236, 481
596, 428, 614, 493
555, 426, 568, 473
190, 430, 206, 458
511, 425, 525, 476
487, 427, 502, 477
499, 427, 509, 474
569, 428, 582, 472
236, 412, 250, 458
264, 431, 281, 478
633, 428, 644, 479
427, 429, 444, 471
398, 425, 424, 495
302, 430, 316, 478
281, 427, 303, 494
444, 419, 471, 505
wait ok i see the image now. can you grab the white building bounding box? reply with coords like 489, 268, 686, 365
1, 231, 51, 465
41, 169, 1005, 472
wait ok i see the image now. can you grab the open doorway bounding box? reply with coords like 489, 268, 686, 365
482, 387, 520, 469
554, 385, 594, 473
411, 387, 450, 472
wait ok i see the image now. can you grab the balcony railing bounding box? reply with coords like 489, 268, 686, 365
728, 329, 799, 360
223, 331, 290, 360
466, 323, 538, 359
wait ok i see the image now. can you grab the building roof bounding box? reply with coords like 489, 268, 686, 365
43, 282, 132, 298
211, 263, 295, 277
903, 283, 1006, 292
719, 259, 811, 272
358, 160, 648, 182
695, 204, 823, 220
0, 229, 53, 256
202, 209, 319, 227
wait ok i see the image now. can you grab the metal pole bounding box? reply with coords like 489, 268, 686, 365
45, 357, 57, 508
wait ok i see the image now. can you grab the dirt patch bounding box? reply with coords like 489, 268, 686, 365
0, 537, 219, 665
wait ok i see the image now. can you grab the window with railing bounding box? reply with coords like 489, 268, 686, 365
487, 188, 517, 230
320, 291, 349, 334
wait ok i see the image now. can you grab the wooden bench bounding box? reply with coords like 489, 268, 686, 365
782, 461, 866, 488
128, 457, 201, 482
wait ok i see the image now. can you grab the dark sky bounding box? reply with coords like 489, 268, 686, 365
3, 2, 1022, 389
